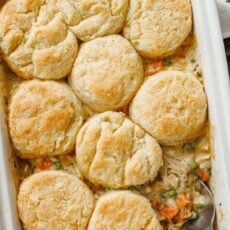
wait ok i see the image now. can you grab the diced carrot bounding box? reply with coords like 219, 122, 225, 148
159, 204, 179, 219
199, 170, 210, 182
151, 60, 164, 71
37, 159, 52, 170
69, 151, 76, 158
150, 198, 159, 208
145, 60, 164, 75
177, 53, 186, 59
91, 185, 101, 193
177, 194, 189, 208
117, 105, 129, 115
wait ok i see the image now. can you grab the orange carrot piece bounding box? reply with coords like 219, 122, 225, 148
150, 198, 159, 208
69, 151, 76, 158
91, 185, 101, 193
117, 105, 129, 115
37, 159, 52, 170
145, 60, 164, 75
199, 170, 210, 182
159, 204, 179, 219
177, 53, 186, 59
177, 194, 189, 208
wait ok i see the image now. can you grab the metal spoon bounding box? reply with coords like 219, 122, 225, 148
181, 180, 215, 230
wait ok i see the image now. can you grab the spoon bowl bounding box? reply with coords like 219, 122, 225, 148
181, 180, 215, 230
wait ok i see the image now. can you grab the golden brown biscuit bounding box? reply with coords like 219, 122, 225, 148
0, 0, 129, 79
0, 0, 78, 79
76, 111, 163, 189
9, 80, 84, 159
123, 0, 192, 58
129, 71, 207, 146
69, 35, 144, 112
88, 191, 162, 230
17, 171, 95, 230
68, 0, 129, 41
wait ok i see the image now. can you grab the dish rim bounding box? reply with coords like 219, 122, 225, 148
0, 0, 230, 229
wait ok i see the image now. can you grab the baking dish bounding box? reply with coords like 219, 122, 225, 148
0, 0, 230, 229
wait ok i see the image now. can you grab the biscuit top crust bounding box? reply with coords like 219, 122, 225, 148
69, 35, 144, 112
76, 111, 163, 188
9, 80, 84, 158
130, 71, 207, 145
88, 191, 162, 230
17, 171, 95, 230
123, 0, 192, 58
68, 0, 129, 41
0, 0, 79, 79
0, 0, 129, 79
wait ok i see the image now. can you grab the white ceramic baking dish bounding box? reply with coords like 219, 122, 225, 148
0, 0, 230, 229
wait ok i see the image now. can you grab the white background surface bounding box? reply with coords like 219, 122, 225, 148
217, 0, 230, 38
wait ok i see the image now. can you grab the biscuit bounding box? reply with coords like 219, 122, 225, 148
69, 35, 144, 112
129, 71, 207, 146
0, 0, 78, 79
68, 0, 129, 41
88, 191, 162, 230
76, 111, 163, 189
9, 80, 84, 159
17, 171, 94, 230
123, 0, 192, 58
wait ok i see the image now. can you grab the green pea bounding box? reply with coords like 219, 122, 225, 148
195, 203, 205, 209
193, 174, 199, 182
52, 161, 62, 170
162, 189, 177, 199
189, 159, 197, 169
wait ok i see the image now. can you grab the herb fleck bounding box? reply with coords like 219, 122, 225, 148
163, 56, 173, 66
